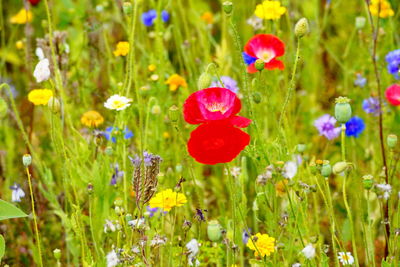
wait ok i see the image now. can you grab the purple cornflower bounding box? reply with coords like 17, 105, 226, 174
146, 206, 167, 217
110, 163, 124, 185
210, 76, 239, 94
354, 73, 367, 88
161, 11, 170, 23
314, 114, 341, 140
242, 229, 251, 244
103, 127, 134, 143
142, 10, 169, 27
362, 97, 381, 116
10, 183, 25, 202
345, 116, 365, 138
385, 49, 400, 79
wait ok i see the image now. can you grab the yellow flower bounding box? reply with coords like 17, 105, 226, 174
163, 132, 171, 139
10, 9, 33, 24
149, 189, 187, 212
16, 40, 24, 50
148, 64, 156, 72
28, 89, 53, 106
254, 1, 286, 20
201, 11, 214, 24
369, 0, 394, 18
113, 41, 129, 56
275, 179, 288, 197
247, 233, 275, 257
81, 110, 104, 128
165, 74, 187, 92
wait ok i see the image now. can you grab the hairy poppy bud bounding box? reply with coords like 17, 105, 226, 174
48, 97, 61, 114
207, 220, 222, 241
255, 59, 265, 71
334, 96, 352, 123
252, 92, 262, 103
197, 72, 212, 89
222, 1, 233, 15
22, 154, 32, 167
321, 162, 332, 177
294, 18, 309, 38
0, 98, 7, 119
387, 134, 398, 149
333, 161, 348, 175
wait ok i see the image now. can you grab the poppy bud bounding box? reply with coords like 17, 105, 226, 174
22, 154, 32, 167
48, 97, 61, 114
294, 18, 309, 38
332, 161, 348, 175
0, 98, 7, 119
222, 1, 233, 15
362, 175, 373, 190
123, 2, 132, 15
197, 72, 212, 89
387, 134, 398, 149
255, 59, 265, 71
334, 96, 352, 123
355, 17, 366, 29
53, 248, 61, 260
207, 220, 222, 241
297, 144, 306, 153
252, 92, 262, 103
169, 105, 180, 123
321, 162, 332, 177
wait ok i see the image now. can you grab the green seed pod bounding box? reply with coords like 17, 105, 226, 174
0, 98, 7, 119
332, 161, 348, 175
362, 175, 373, 190
334, 96, 352, 123
169, 105, 180, 123
321, 163, 332, 177
22, 154, 32, 167
297, 144, 306, 153
198, 72, 212, 89
252, 92, 262, 104
387, 134, 398, 149
294, 18, 309, 38
123, 2, 132, 15
355, 16, 366, 29
175, 164, 183, 173
53, 248, 61, 260
207, 220, 222, 242
222, 1, 233, 15
255, 59, 265, 71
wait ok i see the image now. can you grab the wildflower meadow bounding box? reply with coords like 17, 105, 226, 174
1, 0, 400, 266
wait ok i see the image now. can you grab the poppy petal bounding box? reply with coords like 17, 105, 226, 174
265, 59, 285, 70
244, 34, 285, 58
229, 116, 252, 128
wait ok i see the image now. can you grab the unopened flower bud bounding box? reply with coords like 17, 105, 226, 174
169, 105, 180, 123
297, 144, 306, 153
222, 1, 233, 15
321, 162, 332, 177
332, 161, 348, 175
53, 248, 61, 260
355, 16, 366, 29
123, 2, 132, 15
294, 18, 309, 38
362, 175, 373, 190
387, 134, 398, 149
0, 98, 7, 119
22, 154, 32, 167
334, 96, 352, 123
183, 219, 192, 231
87, 183, 94, 194
252, 92, 262, 103
197, 72, 212, 89
207, 220, 222, 242
255, 59, 265, 71
48, 97, 61, 114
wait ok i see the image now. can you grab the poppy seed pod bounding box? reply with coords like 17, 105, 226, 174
197, 72, 212, 90
294, 18, 309, 38
387, 134, 398, 149
222, 1, 233, 15
123, 2, 132, 15
207, 220, 222, 241
255, 59, 265, 71
321, 162, 332, 177
0, 98, 7, 118
169, 105, 180, 123
334, 96, 352, 123
297, 144, 306, 153
362, 175, 374, 190
53, 248, 61, 260
22, 154, 32, 167
332, 161, 348, 175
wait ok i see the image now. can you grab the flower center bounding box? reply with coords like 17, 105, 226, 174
206, 102, 228, 113
112, 100, 125, 109
256, 50, 275, 63
322, 122, 334, 132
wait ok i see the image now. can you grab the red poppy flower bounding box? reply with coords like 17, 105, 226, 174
243, 34, 285, 73
183, 87, 251, 128
187, 121, 250, 165
385, 84, 400, 106
29, 0, 41, 5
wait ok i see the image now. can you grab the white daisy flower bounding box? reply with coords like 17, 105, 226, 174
33, 58, 51, 83
338, 252, 354, 265
104, 94, 132, 111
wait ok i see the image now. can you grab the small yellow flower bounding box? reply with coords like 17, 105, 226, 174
201, 11, 214, 24
81, 110, 104, 128
165, 74, 187, 92
163, 132, 171, 139
254, 1, 286, 20
16, 40, 24, 50
247, 233, 275, 257
28, 89, 53, 106
113, 41, 130, 57
275, 179, 288, 197
10, 9, 33, 24
369, 0, 394, 18
148, 64, 156, 72
149, 189, 187, 212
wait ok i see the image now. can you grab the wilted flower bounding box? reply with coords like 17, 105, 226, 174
106, 250, 119, 267
33, 58, 51, 83
10, 9, 33, 24
210, 76, 239, 94
165, 74, 187, 91
247, 233, 275, 257
81, 110, 104, 128
338, 252, 354, 265
345, 117, 365, 138
301, 244, 316, 259
28, 89, 53, 106
314, 114, 341, 140
362, 97, 381, 116
149, 189, 187, 212
104, 94, 132, 110
254, 1, 286, 20
113, 42, 129, 57
10, 183, 25, 202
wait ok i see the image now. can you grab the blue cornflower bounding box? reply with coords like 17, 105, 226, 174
345, 116, 365, 138
103, 127, 134, 143
210, 76, 239, 94
242, 228, 251, 244
385, 49, 400, 79
161, 10, 170, 23
354, 73, 367, 88
142, 9, 157, 26
362, 97, 381, 116
242, 52, 257, 65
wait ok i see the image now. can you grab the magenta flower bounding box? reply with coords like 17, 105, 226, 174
314, 114, 341, 140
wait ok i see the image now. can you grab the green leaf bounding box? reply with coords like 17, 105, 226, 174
0, 199, 28, 221
0, 234, 4, 261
